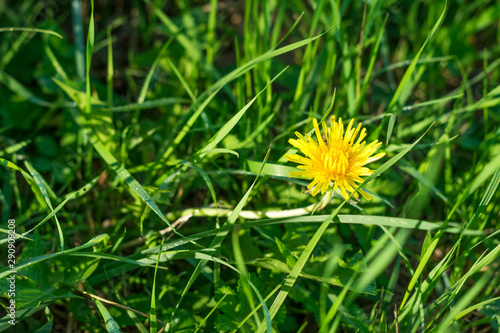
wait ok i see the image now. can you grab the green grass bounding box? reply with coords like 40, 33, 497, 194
1, 0, 499, 332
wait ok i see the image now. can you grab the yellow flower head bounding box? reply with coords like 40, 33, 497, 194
285, 117, 385, 201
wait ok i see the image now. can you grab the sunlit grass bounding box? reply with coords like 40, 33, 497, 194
0, 0, 499, 332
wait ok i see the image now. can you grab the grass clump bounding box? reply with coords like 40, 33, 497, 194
0, 1, 499, 332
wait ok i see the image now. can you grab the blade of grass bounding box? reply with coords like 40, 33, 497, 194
0, 158, 46, 209
180, 161, 219, 224
435, 272, 491, 333
292, 0, 325, 103
158, 29, 330, 162
0, 27, 63, 39
149, 239, 164, 333
0, 234, 109, 280
170, 147, 272, 332
150, 1, 201, 62
137, 40, 172, 104
387, 0, 447, 112
143, 213, 483, 256
258, 202, 347, 332
54, 77, 192, 241
196, 67, 287, 159
316, 125, 433, 332
453, 296, 500, 321
24, 162, 64, 251
85, 0, 95, 115
106, 27, 113, 107
22, 175, 99, 236
232, 225, 261, 328
206, 0, 217, 64
114, 293, 148, 333
44, 38, 69, 80
71, 0, 85, 80
400, 161, 500, 310
94, 299, 122, 333
193, 293, 228, 333
351, 15, 388, 115
96, 98, 188, 112
0, 69, 52, 107
167, 58, 197, 102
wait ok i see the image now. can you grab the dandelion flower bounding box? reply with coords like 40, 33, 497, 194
285, 117, 385, 201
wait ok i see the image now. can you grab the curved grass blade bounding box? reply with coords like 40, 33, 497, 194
23, 176, 99, 236
44, 38, 69, 80
232, 226, 261, 328
386, 114, 396, 145
400, 163, 500, 311
435, 272, 491, 333
167, 58, 196, 102
402, 93, 463, 111
180, 161, 219, 223
387, 0, 447, 112
171, 147, 272, 332
95, 98, 188, 112
61, 102, 190, 240
257, 202, 347, 332
453, 296, 500, 321
0, 139, 30, 156
0, 158, 46, 211
138, 39, 173, 104
151, 2, 201, 62
24, 162, 64, 251
0, 234, 109, 280
33, 307, 54, 333
149, 239, 164, 333
196, 67, 287, 159
0, 27, 63, 39
0, 228, 31, 242
0, 69, 52, 107
0, 158, 33, 185
141, 213, 482, 257
159, 30, 330, 162
106, 27, 113, 107
85, 0, 95, 114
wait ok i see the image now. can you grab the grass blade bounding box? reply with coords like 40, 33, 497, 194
171, 147, 272, 332
94, 299, 122, 333
0, 27, 63, 39
387, 1, 447, 112
24, 162, 64, 251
